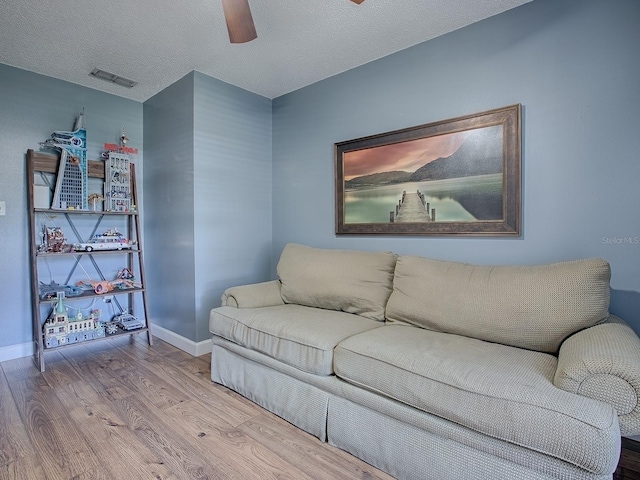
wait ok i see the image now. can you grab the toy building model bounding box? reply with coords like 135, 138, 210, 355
105, 151, 132, 212
43, 292, 105, 348
40, 225, 66, 253
41, 112, 89, 210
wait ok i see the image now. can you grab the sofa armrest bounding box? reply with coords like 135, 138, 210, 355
554, 315, 640, 436
220, 280, 284, 308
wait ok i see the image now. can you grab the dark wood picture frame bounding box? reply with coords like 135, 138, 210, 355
335, 104, 521, 236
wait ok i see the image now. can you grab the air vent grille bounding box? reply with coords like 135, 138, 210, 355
89, 68, 137, 88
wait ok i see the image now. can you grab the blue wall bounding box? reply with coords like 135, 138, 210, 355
143, 72, 272, 344
271, 0, 640, 331
143, 73, 197, 341
193, 72, 272, 342
0, 64, 143, 358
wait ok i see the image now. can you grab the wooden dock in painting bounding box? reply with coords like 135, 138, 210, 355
390, 190, 435, 223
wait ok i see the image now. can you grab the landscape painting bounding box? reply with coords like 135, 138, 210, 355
335, 104, 521, 236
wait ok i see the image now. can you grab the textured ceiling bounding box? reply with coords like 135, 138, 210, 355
0, 0, 532, 102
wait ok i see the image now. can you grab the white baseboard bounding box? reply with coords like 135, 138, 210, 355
0, 341, 34, 363
150, 324, 212, 357
0, 327, 211, 364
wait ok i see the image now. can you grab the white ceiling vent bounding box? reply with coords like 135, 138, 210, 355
89, 68, 138, 88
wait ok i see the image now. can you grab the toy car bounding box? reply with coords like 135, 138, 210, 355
113, 313, 144, 331
73, 228, 131, 252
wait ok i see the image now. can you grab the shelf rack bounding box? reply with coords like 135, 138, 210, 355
27, 149, 153, 371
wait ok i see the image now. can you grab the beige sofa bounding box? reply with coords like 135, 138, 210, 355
209, 243, 640, 479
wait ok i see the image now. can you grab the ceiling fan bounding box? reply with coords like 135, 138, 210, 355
221, 0, 365, 44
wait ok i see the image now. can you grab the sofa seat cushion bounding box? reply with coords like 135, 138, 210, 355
334, 325, 620, 474
277, 243, 397, 321
210, 304, 383, 376
386, 255, 611, 353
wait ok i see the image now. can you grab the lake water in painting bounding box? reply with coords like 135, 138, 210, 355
344, 173, 503, 223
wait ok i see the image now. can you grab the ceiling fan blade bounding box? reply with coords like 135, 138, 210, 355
350, 0, 365, 4
221, 0, 257, 44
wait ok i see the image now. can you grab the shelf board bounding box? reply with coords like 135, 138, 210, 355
34, 208, 137, 216
38, 287, 145, 304
37, 249, 141, 257
31, 150, 106, 179
42, 327, 150, 352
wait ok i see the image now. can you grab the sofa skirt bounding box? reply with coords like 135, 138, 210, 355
328, 396, 610, 480
211, 340, 330, 441
210, 335, 612, 480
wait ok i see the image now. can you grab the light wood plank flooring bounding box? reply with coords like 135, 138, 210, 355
0, 336, 394, 480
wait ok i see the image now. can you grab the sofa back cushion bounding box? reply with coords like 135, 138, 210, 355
277, 243, 397, 321
386, 256, 611, 353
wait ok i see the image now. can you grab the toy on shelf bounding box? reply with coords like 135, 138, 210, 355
76, 265, 141, 294
87, 193, 104, 211
72, 227, 132, 252
115, 267, 136, 280
113, 312, 144, 331
39, 225, 67, 253
102, 126, 138, 156
103, 297, 144, 334
43, 292, 104, 348
105, 151, 132, 212
40, 112, 88, 210
102, 127, 137, 212
39, 281, 83, 300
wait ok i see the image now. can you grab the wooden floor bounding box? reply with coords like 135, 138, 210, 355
0, 336, 393, 480
616, 438, 640, 479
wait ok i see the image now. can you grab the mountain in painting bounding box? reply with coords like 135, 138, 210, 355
345, 170, 412, 189
345, 125, 503, 187
409, 126, 503, 182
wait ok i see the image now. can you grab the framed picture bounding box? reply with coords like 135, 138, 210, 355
335, 104, 521, 236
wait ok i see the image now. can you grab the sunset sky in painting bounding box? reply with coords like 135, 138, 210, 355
344, 130, 469, 180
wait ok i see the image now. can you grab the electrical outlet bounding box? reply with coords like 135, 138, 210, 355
0, 201, 5, 216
